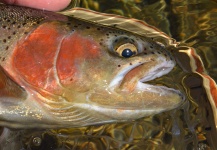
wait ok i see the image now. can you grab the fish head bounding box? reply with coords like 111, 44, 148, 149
54, 24, 184, 122
0, 5, 184, 128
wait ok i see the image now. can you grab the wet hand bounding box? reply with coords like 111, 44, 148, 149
0, 0, 71, 11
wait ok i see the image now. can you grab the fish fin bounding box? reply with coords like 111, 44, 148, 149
0, 66, 27, 101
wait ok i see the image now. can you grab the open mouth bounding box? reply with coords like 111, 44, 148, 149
83, 58, 184, 122
108, 58, 176, 93
106, 57, 185, 106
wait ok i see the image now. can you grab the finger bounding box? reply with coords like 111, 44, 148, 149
0, 0, 71, 11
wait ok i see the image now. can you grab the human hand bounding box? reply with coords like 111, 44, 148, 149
0, 0, 71, 11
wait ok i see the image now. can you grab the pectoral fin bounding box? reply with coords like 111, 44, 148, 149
0, 66, 27, 102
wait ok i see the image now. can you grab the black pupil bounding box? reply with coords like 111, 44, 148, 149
122, 49, 134, 58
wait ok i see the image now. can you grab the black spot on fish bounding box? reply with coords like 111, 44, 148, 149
151, 52, 155, 54
150, 45, 153, 49
118, 65, 121, 67
144, 52, 147, 55
5, 46, 9, 50
86, 26, 90, 29
157, 51, 161, 54
3, 39, 6, 43
97, 28, 101, 30
8, 36, 11, 39
67, 22, 71, 25
114, 39, 118, 43
130, 63, 132, 65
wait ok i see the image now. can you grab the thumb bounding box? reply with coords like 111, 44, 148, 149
0, 0, 72, 11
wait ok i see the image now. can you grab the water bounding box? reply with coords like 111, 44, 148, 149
1, 0, 217, 149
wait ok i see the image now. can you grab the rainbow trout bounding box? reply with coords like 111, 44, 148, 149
0, 4, 183, 128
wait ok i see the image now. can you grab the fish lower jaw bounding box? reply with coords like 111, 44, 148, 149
73, 103, 167, 122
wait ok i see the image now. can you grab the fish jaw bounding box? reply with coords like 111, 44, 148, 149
84, 54, 184, 121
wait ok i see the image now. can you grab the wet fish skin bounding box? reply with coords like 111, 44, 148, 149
0, 4, 183, 128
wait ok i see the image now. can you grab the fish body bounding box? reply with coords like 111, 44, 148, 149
0, 4, 183, 128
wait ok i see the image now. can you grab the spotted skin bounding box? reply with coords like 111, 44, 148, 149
0, 4, 183, 128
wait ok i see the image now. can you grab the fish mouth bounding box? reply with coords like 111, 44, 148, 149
84, 58, 184, 121
109, 58, 176, 92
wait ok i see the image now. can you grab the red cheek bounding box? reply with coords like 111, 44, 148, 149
12, 22, 68, 92
57, 32, 101, 85
11, 22, 101, 94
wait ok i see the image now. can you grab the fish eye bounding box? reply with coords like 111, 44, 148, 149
116, 43, 138, 58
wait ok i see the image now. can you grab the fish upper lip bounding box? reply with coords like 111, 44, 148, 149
108, 59, 175, 90
139, 58, 175, 83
